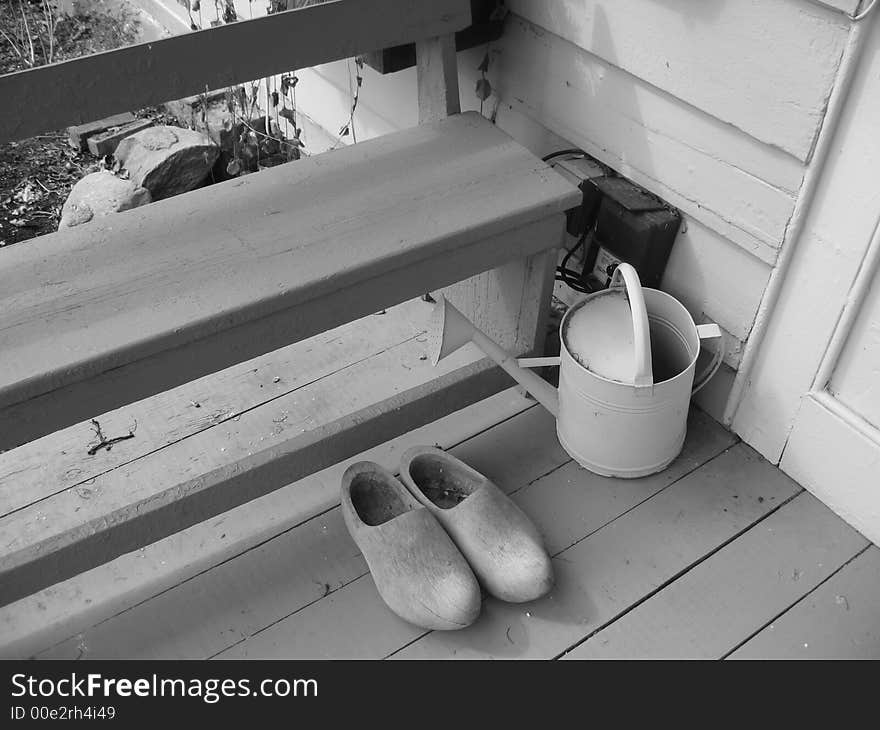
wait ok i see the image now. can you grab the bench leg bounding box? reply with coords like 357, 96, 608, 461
438, 238, 561, 359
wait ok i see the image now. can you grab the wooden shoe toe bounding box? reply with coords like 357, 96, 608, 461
340, 461, 481, 630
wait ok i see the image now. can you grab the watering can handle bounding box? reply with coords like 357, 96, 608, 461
609, 264, 654, 389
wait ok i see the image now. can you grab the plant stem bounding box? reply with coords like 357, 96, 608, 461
19, 0, 36, 67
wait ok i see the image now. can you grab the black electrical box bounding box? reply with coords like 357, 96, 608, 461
583, 177, 681, 291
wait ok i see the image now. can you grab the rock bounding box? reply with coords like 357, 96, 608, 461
164, 91, 299, 181
114, 126, 220, 200
163, 89, 232, 149
59, 171, 152, 229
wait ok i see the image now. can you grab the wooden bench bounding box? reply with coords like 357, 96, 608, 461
0, 0, 579, 607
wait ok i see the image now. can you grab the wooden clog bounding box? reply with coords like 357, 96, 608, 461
340, 461, 481, 630
399, 446, 554, 603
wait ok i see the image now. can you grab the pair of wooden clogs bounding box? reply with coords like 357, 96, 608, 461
341, 446, 554, 630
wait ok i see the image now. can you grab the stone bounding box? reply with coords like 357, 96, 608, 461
163, 89, 231, 147
164, 91, 299, 181
59, 170, 152, 229
165, 90, 258, 180
114, 126, 220, 200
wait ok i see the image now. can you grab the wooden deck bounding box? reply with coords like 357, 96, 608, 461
0, 304, 877, 659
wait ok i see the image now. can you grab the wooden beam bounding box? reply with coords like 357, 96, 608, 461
0, 0, 472, 143
416, 34, 461, 123
0, 112, 579, 450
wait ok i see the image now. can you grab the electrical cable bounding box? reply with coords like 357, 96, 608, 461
541, 147, 612, 294
555, 229, 591, 293
541, 148, 586, 163
543, 147, 595, 294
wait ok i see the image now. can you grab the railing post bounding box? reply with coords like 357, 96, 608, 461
416, 34, 461, 123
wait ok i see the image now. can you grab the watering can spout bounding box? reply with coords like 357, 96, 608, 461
429, 297, 560, 417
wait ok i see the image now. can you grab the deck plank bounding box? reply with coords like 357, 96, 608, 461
389, 444, 798, 660
3, 388, 535, 659
563, 492, 868, 659
0, 299, 428, 519
0, 333, 510, 605
23, 398, 563, 659
215, 412, 740, 659
218, 575, 426, 661
728, 546, 880, 659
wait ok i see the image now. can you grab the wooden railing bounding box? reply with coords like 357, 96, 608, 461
0, 0, 471, 144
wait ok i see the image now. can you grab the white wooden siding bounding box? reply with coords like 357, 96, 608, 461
507, 0, 850, 161
467, 18, 799, 264
813, 0, 862, 14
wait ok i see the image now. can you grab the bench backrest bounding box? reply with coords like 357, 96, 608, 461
0, 0, 470, 144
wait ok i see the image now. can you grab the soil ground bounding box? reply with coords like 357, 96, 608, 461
0, 0, 146, 246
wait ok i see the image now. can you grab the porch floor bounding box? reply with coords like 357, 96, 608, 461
7, 386, 879, 659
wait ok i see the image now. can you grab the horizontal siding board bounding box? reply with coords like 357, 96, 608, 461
811, 0, 861, 13
661, 218, 771, 344
483, 18, 797, 257
0, 0, 472, 143
507, 0, 850, 160
296, 41, 802, 254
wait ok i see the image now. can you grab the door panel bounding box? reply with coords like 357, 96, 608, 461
830, 274, 880, 429
781, 215, 880, 544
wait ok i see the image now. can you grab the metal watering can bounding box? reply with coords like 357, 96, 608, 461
429, 263, 724, 478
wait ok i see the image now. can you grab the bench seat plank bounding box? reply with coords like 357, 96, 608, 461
0, 112, 580, 449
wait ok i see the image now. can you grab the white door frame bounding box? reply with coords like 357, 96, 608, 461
731, 12, 880, 543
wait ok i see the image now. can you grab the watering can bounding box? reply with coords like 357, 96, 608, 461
429, 263, 724, 478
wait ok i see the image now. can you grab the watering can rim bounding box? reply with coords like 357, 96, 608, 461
560, 263, 654, 389
559, 277, 724, 390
